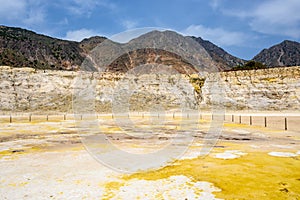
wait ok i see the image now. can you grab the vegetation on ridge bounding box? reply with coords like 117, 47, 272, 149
230, 60, 266, 71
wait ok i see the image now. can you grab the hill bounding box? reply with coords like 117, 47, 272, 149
253, 40, 300, 67
190, 36, 246, 70
1, 25, 299, 72
0, 25, 246, 72
0, 25, 85, 70
95, 30, 223, 73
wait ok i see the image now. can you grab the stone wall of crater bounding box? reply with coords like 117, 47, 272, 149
0, 66, 299, 113
212, 66, 300, 110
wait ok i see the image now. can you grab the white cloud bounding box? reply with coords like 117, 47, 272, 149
250, 0, 300, 38
252, 0, 300, 25
64, 29, 98, 41
66, 0, 116, 17
121, 20, 138, 30
67, 0, 94, 16
0, 0, 45, 26
57, 18, 69, 25
209, 0, 223, 10
23, 7, 45, 25
0, 0, 26, 20
183, 24, 247, 46
223, 0, 300, 38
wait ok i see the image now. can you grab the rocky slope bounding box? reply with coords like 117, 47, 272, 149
79, 36, 106, 54
0, 25, 85, 70
1, 25, 300, 72
89, 30, 219, 73
0, 25, 244, 72
253, 40, 300, 67
204, 66, 300, 110
190, 36, 246, 70
0, 26, 220, 72
0, 66, 299, 112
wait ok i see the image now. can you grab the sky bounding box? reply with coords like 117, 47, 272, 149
0, 0, 300, 60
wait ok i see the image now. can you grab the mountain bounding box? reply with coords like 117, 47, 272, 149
2, 25, 299, 73
94, 30, 223, 73
190, 36, 246, 70
82, 31, 245, 72
79, 36, 106, 54
253, 40, 300, 67
0, 25, 86, 70
1, 25, 239, 72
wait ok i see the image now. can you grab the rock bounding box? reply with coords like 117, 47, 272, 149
0, 66, 299, 113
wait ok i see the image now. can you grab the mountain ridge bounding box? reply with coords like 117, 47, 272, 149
253, 40, 300, 67
0, 25, 85, 70
189, 36, 246, 69
0, 25, 299, 72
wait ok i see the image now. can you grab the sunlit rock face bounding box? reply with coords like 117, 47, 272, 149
208, 66, 300, 111
0, 66, 299, 112
0, 66, 199, 113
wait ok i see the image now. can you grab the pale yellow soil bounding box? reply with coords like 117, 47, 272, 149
0, 114, 299, 199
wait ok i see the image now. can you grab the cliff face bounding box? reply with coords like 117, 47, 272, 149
0, 66, 299, 113
0, 66, 74, 112
0, 66, 197, 113
202, 66, 300, 110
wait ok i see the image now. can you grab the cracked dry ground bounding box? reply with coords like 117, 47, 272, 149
0, 115, 299, 199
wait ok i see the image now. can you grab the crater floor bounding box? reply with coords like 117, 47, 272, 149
0, 113, 299, 199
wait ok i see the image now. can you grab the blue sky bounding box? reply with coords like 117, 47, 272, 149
0, 0, 299, 59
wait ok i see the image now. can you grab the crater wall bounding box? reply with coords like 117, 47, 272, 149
0, 66, 299, 113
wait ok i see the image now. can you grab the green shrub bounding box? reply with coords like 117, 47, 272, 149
231, 60, 266, 71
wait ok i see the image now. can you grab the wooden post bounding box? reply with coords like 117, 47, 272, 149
250, 116, 252, 125
9, 115, 12, 123
173, 112, 175, 119
239, 115, 241, 124
232, 115, 234, 122
46, 114, 48, 121
285, 117, 287, 131
29, 114, 32, 122
264, 117, 267, 127
64, 114, 66, 120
